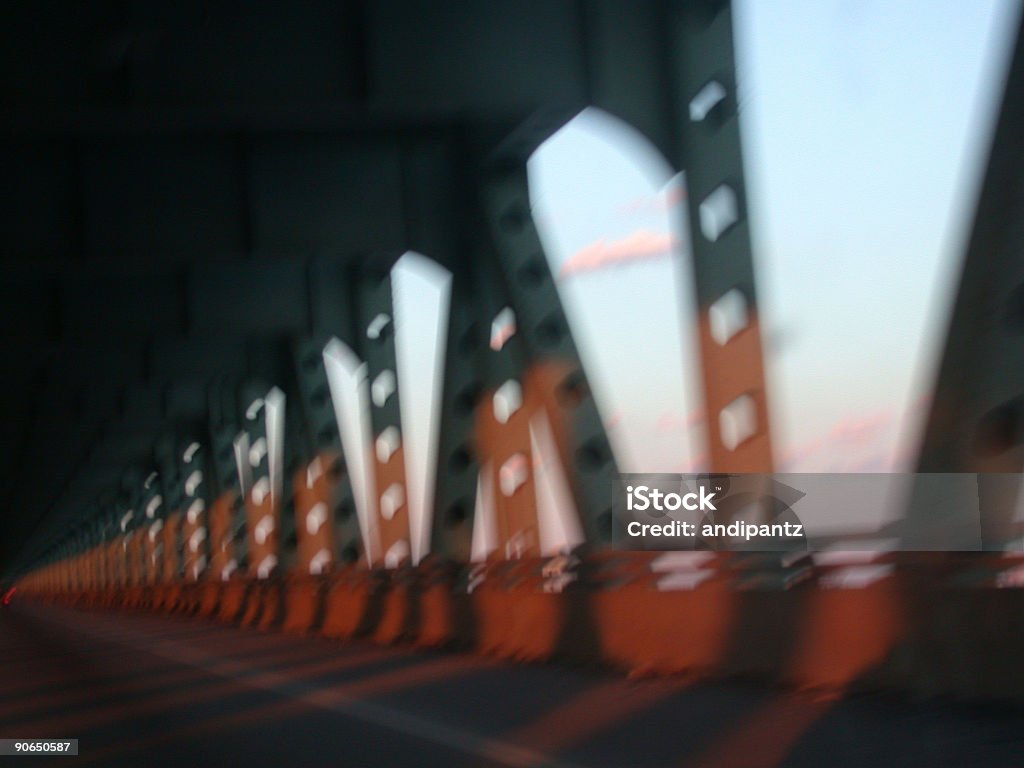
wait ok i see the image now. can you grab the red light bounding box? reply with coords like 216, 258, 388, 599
2, 587, 15, 606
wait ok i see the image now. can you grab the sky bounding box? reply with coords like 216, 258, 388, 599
527, 0, 1021, 474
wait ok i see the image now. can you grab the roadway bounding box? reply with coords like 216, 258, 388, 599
2, 601, 1023, 767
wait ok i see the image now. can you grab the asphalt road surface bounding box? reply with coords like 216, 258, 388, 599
2, 601, 1023, 767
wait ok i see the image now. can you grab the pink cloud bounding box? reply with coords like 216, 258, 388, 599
656, 408, 705, 433
779, 407, 903, 472
657, 411, 682, 433
616, 181, 687, 216
560, 229, 678, 278
675, 452, 709, 473
827, 409, 893, 442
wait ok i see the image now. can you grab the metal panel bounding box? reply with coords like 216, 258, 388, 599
911, 11, 1024, 549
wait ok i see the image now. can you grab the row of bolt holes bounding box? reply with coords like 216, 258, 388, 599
306, 340, 451, 533
440, 229, 587, 527
690, 80, 761, 453
300, 349, 373, 538
492, 192, 570, 349
468, 202, 609, 532
500, 205, 640, 536
458, 314, 566, 355
210, 413, 356, 532
443, 439, 609, 528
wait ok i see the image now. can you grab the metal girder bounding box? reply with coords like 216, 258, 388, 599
238, 380, 287, 578
176, 437, 210, 582
480, 164, 622, 549
356, 262, 413, 567
671, 0, 774, 473
294, 335, 362, 570
5, 1, 778, 580
910, 10, 1024, 549
430, 279, 481, 561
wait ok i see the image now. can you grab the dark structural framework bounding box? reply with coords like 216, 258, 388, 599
4, 0, 1024, 700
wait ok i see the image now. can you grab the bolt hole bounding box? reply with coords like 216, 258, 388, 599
689, 79, 728, 123
535, 315, 565, 347
709, 288, 749, 345
449, 445, 473, 473
459, 323, 480, 355
446, 503, 468, 528
557, 369, 590, 407
976, 399, 1024, 457
367, 313, 392, 342
340, 542, 359, 564
576, 439, 608, 471
500, 203, 529, 233
518, 259, 546, 287
699, 184, 740, 242
720, 394, 757, 451
327, 457, 344, 482
335, 500, 353, 521
311, 385, 328, 409
454, 384, 481, 416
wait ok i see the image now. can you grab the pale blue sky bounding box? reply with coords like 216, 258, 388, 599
527, 0, 1021, 473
